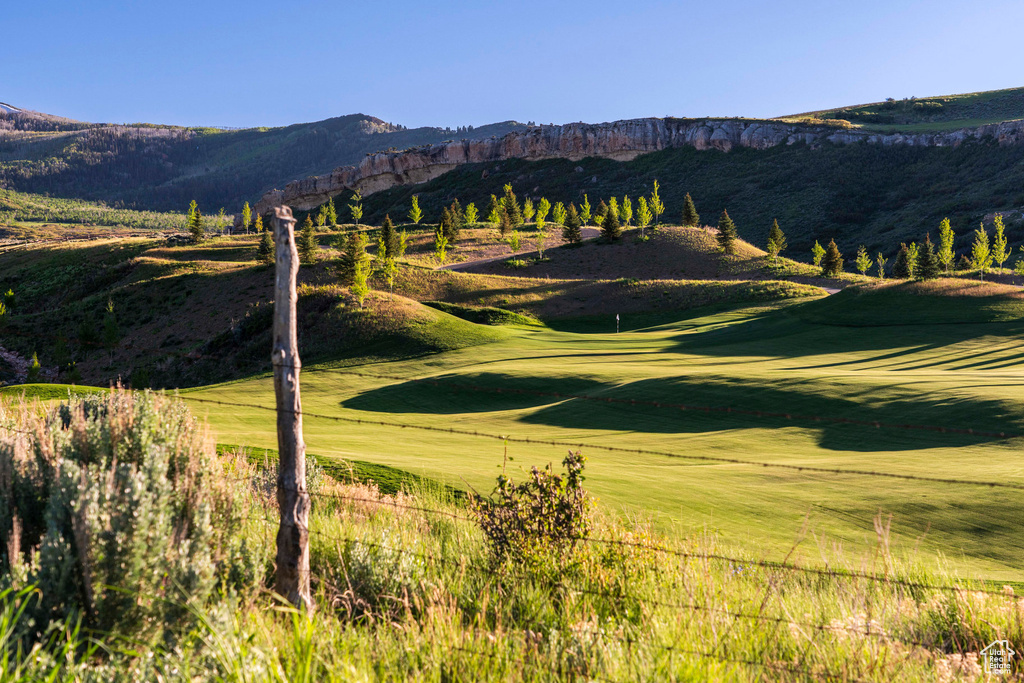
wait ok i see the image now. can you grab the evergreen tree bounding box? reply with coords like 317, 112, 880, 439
298, 215, 318, 265
876, 253, 888, 279
326, 197, 338, 226
636, 197, 652, 231
380, 214, 399, 258
620, 196, 632, 226
906, 242, 920, 279
188, 203, 205, 243
681, 193, 699, 227
536, 197, 551, 223
349, 190, 363, 227
522, 198, 535, 223
811, 240, 826, 267
440, 207, 458, 243
185, 199, 196, 232
447, 201, 463, 242
434, 224, 450, 264
551, 202, 567, 226
563, 203, 583, 245
486, 194, 502, 226
716, 209, 737, 255
766, 219, 787, 264
337, 231, 368, 285
256, 226, 274, 265
498, 205, 513, 237
351, 255, 371, 308
315, 205, 328, 227
464, 202, 479, 225
854, 245, 871, 275
892, 243, 911, 278
971, 224, 993, 281
993, 215, 1008, 270
579, 195, 592, 226
601, 205, 621, 241
595, 199, 608, 225
502, 184, 522, 225
821, 239, 843, 277
607, 197, 619, 226
649, 180, 665, 226
27, 353, 41, 383
917, 234, 940, 280
241, 201, 252, 234
408, 195, 423, 225
937, 217, 955, 273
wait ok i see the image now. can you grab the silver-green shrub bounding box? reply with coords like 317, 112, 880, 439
0, 390, 252, 639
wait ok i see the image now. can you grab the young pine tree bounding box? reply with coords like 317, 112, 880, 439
298, 215, 318, 265
716, 210, 737, 255
876, 252, 888, 279
607, 197, 619, 227
594, 199, 608, 226
601, 205, 621, 241
551, 202, 567, 226
315, 205, 328, 227
854, 245, 871, 276
536, 197, 551, 224
189, 203, 206, 243
971, 224, 993, 281
649, 180, 665, 226
917, 234, 940, 280
620, 196, 632, 226
502, 184, 522, 225
326, 197, 338, 226
241, 201, 252, 234
935, 217, 955, 273
408, 195, 423, 225
486, 194, 502, 226
434, 224, 450, 264
522, 198, 535, 223
498, 205, 513, 237
338, 232, 369, 285
446, 201, 463, 242
349, 190, 364, 227
906, 243, 920, 279
766, 219, 787, 265
464, 202, 478, 225
380, 214, 399, 258
440, 207, 458, 243
185, 200, 197, 232
579, 195, 592, 226
681, 193, 699, 227
811, 240, 826, 267
892, 243, 911, 278
636, 196, 652, 232
992, 215, 1008, 270
26, 352, 41, 383
351, 255, 371, 308
256, 225, 274, 265
563, 203, 583, 245
821, 239, 843, 277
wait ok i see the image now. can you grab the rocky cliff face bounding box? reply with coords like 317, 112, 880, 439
253, 117, 1024, 216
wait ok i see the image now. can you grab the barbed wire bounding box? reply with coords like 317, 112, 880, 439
184, 395, 1024, 491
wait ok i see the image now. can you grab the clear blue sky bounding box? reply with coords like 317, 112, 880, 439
5, 0, 1023, 129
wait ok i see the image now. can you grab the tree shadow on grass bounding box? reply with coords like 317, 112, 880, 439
341, 372, 608, 415
516, 374, 1023, 452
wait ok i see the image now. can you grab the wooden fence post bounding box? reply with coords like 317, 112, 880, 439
271, 206, 312, 610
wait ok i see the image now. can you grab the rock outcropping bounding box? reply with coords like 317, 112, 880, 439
253, 116, 1024, 216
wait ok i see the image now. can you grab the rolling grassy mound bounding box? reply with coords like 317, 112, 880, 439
796, 279, 1024, 326
458, 225, 833, 283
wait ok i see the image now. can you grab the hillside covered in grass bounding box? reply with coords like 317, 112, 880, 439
787, 85, 1024, 132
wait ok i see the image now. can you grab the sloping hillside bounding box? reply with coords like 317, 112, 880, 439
0, 107, 523, 212
783, 85, 1024, 132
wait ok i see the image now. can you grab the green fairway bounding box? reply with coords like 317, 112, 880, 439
178, 285, 1024, 581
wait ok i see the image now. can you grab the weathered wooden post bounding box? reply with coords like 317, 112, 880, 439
271, 206, 312, 610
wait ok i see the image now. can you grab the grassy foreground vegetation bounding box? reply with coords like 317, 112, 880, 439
1, 390, 1021, 680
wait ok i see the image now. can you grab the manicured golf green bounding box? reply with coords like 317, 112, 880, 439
182, 284, 1024, 581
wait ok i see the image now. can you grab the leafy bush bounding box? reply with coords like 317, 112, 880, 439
470, 451, 591, 566
504, 258, 529, 269
0, 390, 254, 640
